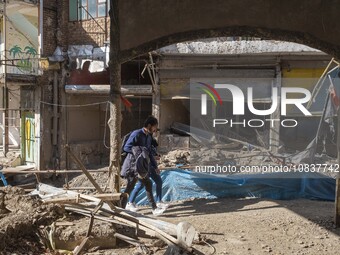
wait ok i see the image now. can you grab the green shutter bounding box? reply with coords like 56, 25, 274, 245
69, 0, 78, 21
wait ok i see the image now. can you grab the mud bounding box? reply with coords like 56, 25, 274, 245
0, 186, 64, 254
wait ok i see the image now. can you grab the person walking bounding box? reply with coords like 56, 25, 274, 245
120, 116, 166, 216
126, 137, 169, 211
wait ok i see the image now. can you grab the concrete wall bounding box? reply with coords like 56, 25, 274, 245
63, 94, 152, 169
159, 99, 190, 133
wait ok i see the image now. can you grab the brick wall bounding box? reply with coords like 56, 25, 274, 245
60, 0, 110, 47
42, 1, 58, 57
39, 0, 111, 169
43, 0, 110, 53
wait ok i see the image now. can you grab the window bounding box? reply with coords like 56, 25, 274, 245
69, 0, 110, 21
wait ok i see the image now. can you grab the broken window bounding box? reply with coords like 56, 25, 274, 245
69, 0, 110, 21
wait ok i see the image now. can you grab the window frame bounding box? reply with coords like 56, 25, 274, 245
69, 0, 109, 21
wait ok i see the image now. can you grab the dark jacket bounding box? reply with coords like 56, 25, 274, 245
121, 128, 156, 178
121, 146, 150, 178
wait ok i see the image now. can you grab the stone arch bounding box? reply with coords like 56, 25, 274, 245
117, 0, 340, 61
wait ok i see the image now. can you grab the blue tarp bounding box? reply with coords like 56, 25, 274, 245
135, 169, 336, 205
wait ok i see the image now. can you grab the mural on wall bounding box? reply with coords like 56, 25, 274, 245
4, 1, 38, 75
9, 45, 37, 73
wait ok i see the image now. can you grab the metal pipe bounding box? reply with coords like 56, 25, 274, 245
52, 71, 58, 145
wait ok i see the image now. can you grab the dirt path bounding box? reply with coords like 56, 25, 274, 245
108, 198, 340, 255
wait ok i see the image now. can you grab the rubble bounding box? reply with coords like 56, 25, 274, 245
0, 186, 64, 254
49, 217, 116, 251
0, 147, 204, 255
159, 149, 190, 168
34, 183, 200, 255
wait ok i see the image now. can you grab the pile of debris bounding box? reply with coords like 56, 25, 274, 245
0, 145, 204, 255
33, 184, 201, 255
0, 150, 21, 168
159, 149, 190, 168
0, 182, 202, 255
0, 186, 64, 254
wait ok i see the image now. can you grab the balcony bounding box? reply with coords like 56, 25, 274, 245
2, 50, 40, 77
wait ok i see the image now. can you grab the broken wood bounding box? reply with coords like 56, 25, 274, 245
65, 145, 105, 193
65, 145, 118, 209
33, 184, 199, 252
114, 232, 150, 254
55, 221, 74, 227
76, 202, 196, 251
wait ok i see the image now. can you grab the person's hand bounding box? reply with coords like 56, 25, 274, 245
156, 168, 161, 175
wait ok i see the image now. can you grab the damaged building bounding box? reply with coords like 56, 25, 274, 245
156, 39, 336, 157
0, 0, 40, 168
0, 0, 336, 171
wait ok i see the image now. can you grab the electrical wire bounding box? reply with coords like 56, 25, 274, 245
202, 240, 216, 255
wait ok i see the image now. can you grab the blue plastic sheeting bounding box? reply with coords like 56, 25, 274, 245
135, 169, 336, 205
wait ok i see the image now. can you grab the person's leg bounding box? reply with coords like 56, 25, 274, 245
139, 177, 157, 209
149, 170, 163, 203
128, 180, 144, 203
121, 175, 137, 208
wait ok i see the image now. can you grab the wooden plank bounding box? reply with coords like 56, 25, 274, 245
65, 146, 117, 210
65, 145, 104, 193
2, 165, 35, 172
94, 193, 121, 200
43, 193, 121, 204
66, 204, 192, 252
55, 221, 74, 227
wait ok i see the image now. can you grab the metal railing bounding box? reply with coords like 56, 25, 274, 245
78, 6, 107, 47
1, 51, 40, 76
0, 109, 21, 148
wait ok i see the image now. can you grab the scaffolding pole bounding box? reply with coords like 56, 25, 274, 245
2, 0, 9, 156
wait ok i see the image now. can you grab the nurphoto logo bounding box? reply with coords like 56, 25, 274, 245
197, 83, 312, 128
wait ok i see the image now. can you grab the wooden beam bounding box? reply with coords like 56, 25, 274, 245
43, 193, 121, 204
65, 145, 118, 210
65, 145, 104, 193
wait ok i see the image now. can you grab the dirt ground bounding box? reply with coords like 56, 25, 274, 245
100, 197, 340, 255
1, 183, 340, 254
0, 187, 64, 254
